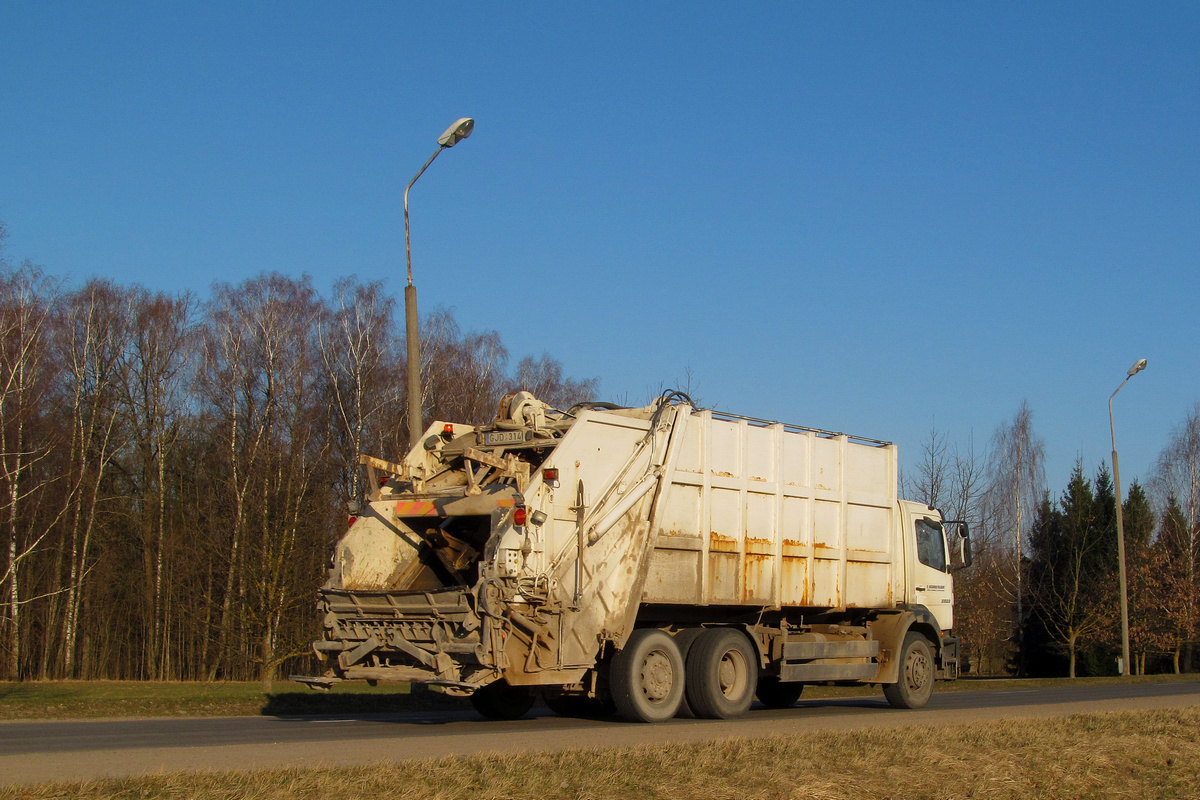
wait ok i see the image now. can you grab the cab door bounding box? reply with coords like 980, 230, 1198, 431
906, 512, 954, 630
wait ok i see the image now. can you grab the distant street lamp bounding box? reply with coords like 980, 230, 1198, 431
1110, 357, 1148, 677
403, 117, 475, 447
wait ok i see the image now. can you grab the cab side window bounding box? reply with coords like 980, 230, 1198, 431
916, 518, 947, 573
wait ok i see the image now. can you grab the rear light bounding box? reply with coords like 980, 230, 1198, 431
348, 516, 358, 528
442, 423, 454, 440
543, 468, 559, 483
379, 476, 389, 488
514, 507, 527, 526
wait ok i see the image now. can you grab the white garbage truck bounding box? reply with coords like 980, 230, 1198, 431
298, 392, 970, 722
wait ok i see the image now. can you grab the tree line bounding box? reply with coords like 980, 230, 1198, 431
0, 225, 597, 684
905, 402, 1200, 677
2, 219, 1195, 684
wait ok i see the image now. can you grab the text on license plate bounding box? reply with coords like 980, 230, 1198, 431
483, 430, 525, 446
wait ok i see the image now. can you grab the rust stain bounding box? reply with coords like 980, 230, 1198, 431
781, 558, 809, 606
745, 537, 772, 555
712, 470, 734, 478
708, 552, 738, 603
781, 538, 806, 557
709, 531, 738, 552
749, 475, 767, 482
742, 553, 773, 604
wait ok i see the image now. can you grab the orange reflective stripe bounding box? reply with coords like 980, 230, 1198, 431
394, 501, 438, 516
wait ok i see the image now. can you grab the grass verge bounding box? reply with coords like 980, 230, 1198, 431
2, 705, 1198, 799
0, 673, 1195, 721
0, 680, 470, 720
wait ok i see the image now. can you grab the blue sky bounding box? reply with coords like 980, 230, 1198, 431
2, 2, 1197, 492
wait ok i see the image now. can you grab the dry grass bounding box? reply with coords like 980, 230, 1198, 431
4, 705, 1199, 800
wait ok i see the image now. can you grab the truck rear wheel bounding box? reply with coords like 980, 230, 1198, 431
883, 632, 934, 709
610, 628, 685, 723
685, 628, 758, 719
470, 680, 535, 720
671, 627, 707, 719
755, 677, 804, 709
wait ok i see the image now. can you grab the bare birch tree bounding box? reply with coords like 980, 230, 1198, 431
0, 263, 62, 679
421, 308, 510, 426
903, 426, 998, 671
317, 278, 400, 504
0, 228, 607, 680
511, 353, 599, 411
57, 281, 136, 677
1150, 404, 1200, 671
983, 401, 1045, 674
201, 273, 330, 686
120, 289, 195, 678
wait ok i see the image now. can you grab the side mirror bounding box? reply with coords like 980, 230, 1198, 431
944, 521, 972, 570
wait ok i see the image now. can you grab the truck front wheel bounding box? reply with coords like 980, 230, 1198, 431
685, 628, 758, 719
883, 632, 934, 709
610, 628, 685, 723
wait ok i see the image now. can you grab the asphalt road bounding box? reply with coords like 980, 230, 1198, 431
2, 680, 1198, 786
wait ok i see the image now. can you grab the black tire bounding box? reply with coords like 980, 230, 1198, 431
883, 632, 935, 709
671, 628, 707, 719
755, 676, 804, 709
610, 628, 685, 723
685, 627, 758, 719
470, 680, 535, 720
543, 693, 615, 719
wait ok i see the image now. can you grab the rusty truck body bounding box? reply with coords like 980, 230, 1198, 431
298, 392, 970, 722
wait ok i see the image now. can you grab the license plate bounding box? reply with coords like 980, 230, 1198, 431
483, 430, 525, 446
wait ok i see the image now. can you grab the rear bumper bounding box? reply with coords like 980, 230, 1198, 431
314, 586, 486, 688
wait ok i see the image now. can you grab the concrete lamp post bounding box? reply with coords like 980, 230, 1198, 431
1110, 357, 1147, 677
403, 117, 475, 447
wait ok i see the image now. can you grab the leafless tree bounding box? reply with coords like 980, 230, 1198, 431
0, 263, 62, 679
0, 232, 613, 681
317, 277, 400, 504
511, 353, 599, 411
201, 273, 331, 688
903, 426, 995, 671
57, 281, 136, 677
120, 289, 195, 679
983, 401, 1045, 674
421, 307, 510, 426
1150, 404, 1200, 670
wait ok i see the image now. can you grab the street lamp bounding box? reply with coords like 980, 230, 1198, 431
1110, 357, 1147, 677
403, 117, 475, 447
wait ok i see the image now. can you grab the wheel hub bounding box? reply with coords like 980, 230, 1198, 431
717, 653, 743, 697
640, 651, 673, 702
905, 647, 930, 688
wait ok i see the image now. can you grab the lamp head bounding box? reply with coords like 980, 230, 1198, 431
1128, 358, 1148, 377
437, 118, 474, 148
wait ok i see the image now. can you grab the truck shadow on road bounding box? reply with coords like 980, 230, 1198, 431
263, 696, 898, 727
